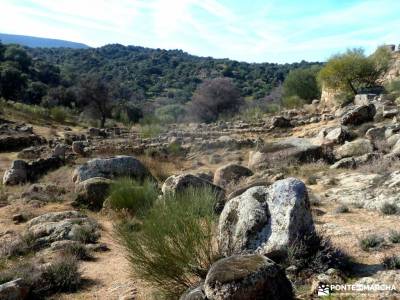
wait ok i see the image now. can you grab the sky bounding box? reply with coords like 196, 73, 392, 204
0, 0, 399, 63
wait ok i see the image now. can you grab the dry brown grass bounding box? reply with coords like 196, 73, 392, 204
138, 155, 184, 182
356, 156, 400, 175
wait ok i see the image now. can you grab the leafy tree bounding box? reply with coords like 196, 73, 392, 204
23, 81, 47, 104
318, 47, 391, 94
283, 66, 321, 102
77, 76, 113, 127
188, 77, 243, 122
3, 45, 31, 71
0, 62, 27, 100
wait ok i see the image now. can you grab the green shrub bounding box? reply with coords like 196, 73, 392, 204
240, 106, 264, 122
388, 230, 400, 243
140, 123, 164, 139
50, 106, 69, 123
282, 95, 305, 108
107, 178, 158, 216
380, 202, 399, 215
359, 234, 384, 251
382, 255, 400, 270
115, 187, 220, 299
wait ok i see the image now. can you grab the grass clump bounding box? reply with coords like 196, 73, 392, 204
115, 187, 220, 299
388, 230, 400, 243
41, 255, 81, 293
380, 202, 399, 215
62, 243, 92, 261
0, 232, 36, 258
382, 255, 400, 270
72, 225, 99, 244
50, 106, 70, 123
359, 234, 384, 251
106, 178, 158, 217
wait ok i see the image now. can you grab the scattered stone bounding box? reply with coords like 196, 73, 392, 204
318, 126, 353, 145
72, 141, 88, 156
271, 116, 291, 128
213, 163, 253, 188
21, 183, 66, 203
204, 254, 293, 300
3, 160, 28, 185
365, 127, 386, 140
12, 214, 25, 224
0, 278, 29, 300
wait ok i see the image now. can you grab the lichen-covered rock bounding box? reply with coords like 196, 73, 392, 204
218, 178, 314, 257
162, 174, 223, 196
180, 284, 207, 300
74, 177, 113, 209
27, 211, 99, 247
204, 254, 293, 300
334, 139, 373, 159
318, 126, 353, 145
365, 126, 386, 141
213, 164, 253, 188
72, 156, 154, 183
341, 104, 376, 125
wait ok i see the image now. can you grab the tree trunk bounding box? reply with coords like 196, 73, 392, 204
100, 114, 106, 128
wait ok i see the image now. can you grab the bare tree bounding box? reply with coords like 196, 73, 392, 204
188, 77, 243, 122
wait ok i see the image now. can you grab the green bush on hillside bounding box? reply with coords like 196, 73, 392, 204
115, 187, 220, 299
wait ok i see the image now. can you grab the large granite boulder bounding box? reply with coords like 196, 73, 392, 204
204, 254, 293, 300
74, 177, 113, 209
213, 164, 253, 188
72, 156, 154, 183
341, 104, 376, 126
218, 178, 314, 257
317, 126, 353, 145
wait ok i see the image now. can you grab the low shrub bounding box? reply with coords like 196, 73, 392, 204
380, 202, 399, 215
140, 123, 164, 139
50, 106, 70, 123
41, 255, 81, 293
72, 225, 99, 244
359, 234, 384, 251
382, 255, 400, 270
115, 187, 220, 299
388, 230, 400, 243
62, 243, 92, 261
282, 95, 305, 108
107, 178, 159, 216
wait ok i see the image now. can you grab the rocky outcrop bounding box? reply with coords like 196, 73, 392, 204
72, 156, 154, 183
317, 126, 353, 145
249, 138, 325, 170
27, 211, 99, 247
213, 164, 253, 188
218, 178, 314, 257
204, 254, 293, 300
341, 104, 376, 126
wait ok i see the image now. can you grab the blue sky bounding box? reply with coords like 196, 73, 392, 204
0, 0, 399, 63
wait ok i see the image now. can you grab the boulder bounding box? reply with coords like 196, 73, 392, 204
204, 254, 293, 300
341, 104, 376, 126
387, 134, 400, 147
0, 278, 29, 300
319, 126, 352, 145
72, 141, 87, 156
3, 160, 28, 185
249, 138, 324, 170
365, 127, 386, 141
213, 164, 253, 188
218, 178, 314, 257
27, 211, 99, 247
354, 94, 376, 106
72, 156, 154, 184
334, 139, 373, 159
180, 284, 207, 300
74, 177, 113, 209
52, 143, 67, 159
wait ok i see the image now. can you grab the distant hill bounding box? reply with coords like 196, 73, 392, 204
0, 33, 89, 49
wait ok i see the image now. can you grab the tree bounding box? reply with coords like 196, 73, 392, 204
77, 76, 113, 128
0, 62, 27, 100
283, 66, 321, 102
318, 47, 391, 94
3, 45, 31, 71
188, 78, 243, 122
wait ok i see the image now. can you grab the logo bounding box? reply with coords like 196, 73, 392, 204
318, 283, 330, 296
